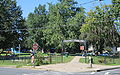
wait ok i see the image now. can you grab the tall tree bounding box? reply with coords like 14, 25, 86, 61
25, 4, 48, 49
112, 0, 120, 40
43, 0, 85, 52
80, 4, 120, 53
0, 0, 25, 49
112, 0, 120, 19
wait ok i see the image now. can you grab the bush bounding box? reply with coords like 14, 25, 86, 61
16, 65, 22, 68
35, 51, 44, 66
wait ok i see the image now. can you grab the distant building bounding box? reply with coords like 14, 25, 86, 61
88, 45, 94, 52
117, 47, 120, 52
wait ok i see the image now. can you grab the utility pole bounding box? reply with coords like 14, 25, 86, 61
19, 44, 21, 60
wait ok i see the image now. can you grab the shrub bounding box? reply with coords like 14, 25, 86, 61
35, 51, 44, 66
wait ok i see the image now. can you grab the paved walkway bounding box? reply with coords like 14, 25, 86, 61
33, 56, 120, 72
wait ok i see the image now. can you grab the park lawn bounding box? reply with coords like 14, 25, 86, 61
0, 54, 11, 56
0, 53, 31, 57
63, 56, 74, 63
15, 53, 31, 55
17, 53, 49, 57
49, 55, 74, 64
15, 53, 31, 57
38, 55, 74, 64
0, 55, 74, 67
0, 53, 31, 67
79, 56, 120, 66
0, 60, 30, 68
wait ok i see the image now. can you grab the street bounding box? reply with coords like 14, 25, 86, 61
0, 67, 120, 75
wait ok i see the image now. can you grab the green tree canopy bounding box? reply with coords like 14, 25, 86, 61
43, 0, 85, 51
0, 0, 25, 49
25, 0, 86, 53
80, 4, 120, 53
25, 4, 48, 49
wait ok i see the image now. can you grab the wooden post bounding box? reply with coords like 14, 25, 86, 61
49, 54, 52, 64
119, 51, 120, 63
61, 54, 63, 63
19, 44, 20, 60
61, 40, 64, 53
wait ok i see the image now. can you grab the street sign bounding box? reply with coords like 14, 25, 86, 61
117, 47, 120, 52
80, 46, 84, 50
32, 43, 39, 50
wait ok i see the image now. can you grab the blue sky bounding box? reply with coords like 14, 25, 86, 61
16, 0, 112, 18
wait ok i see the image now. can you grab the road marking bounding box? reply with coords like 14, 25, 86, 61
23, 74, 29, 75
104, 72, 110, 75
91, 72, 96, 74
67, 72, 74, 74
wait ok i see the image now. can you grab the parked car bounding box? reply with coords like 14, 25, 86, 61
3, 49, 12, 54
98, 53, 109, 56
4, 48, 21, 54
21, 49, 31, 53
87, 53, 95, 56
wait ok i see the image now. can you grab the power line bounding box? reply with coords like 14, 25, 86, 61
79, 0, 98, 5
0, 19, 115, 32
0, 0, 115, 32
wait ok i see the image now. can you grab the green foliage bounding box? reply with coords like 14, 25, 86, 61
115, 21, 120, 35
25, 4, 48, 48
80, 56, 120, 65
80, 4, 120, 53
0, 0, 120, 55
0, 0, 25, 48
0, 36, 5, 41
25, 0, 85, 52
103, 47, 112, 52
0, 49, 3, 53
35, 51, 44, 66
16, 65, 22, 68
112, 0, 120, 18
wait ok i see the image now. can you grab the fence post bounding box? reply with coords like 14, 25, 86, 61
119, 51, 120, 63
104, 56, 107, 64
49, 54, 52, 64
2, 57, 4, 63
25, 56, 26, 63
55, 53, 57, 64
112, 54, 115, 64
61, 54, 63, 63
89, 56, 93, 68
12, 56, 15, 63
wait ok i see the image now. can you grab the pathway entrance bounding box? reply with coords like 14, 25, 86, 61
34, 56, 112, 72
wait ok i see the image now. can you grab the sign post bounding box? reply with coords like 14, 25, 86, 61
32, 43, 39, 51
32, 43, 39, 68
117, 47, 120, 63
89, 56, 93, 68
19, 44, 21, 60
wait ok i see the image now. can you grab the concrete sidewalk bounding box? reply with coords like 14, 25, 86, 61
32, 56, 120, 72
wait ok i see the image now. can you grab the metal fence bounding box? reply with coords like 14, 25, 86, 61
0, 53, 65, 66
82, 55, 120, 65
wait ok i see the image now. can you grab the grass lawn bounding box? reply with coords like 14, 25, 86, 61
79, 56, 120, 66
35, 55, 74, 65
0, 53, 12, 56
48, 55, 74, 64
0, 59, 30, 68
15, 53, 31, 57
0, 54, 74, 67
0, 53, 31, 57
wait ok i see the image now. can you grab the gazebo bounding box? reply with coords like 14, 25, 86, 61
61, 39, 86, 52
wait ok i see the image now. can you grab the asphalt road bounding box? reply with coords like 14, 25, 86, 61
0, 67, 120, 75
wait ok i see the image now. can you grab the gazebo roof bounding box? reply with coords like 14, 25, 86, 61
63, 39, 86, 43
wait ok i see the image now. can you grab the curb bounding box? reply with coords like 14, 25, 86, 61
95, 67, 120, 72
1, 65, 120, 73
